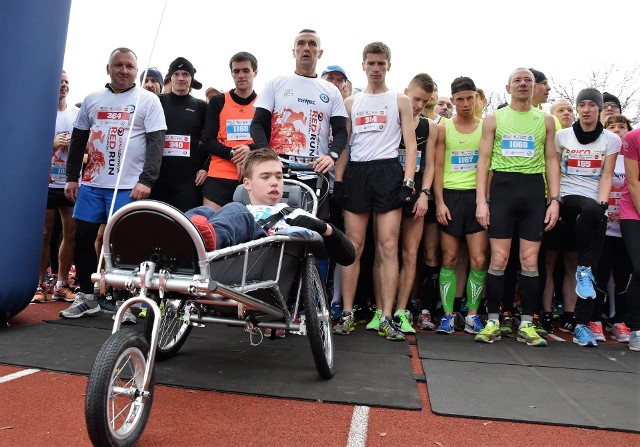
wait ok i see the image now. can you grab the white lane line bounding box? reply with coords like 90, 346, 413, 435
548, 334, 565, 342
347, 405, 369, 447
0, 368, 40, 383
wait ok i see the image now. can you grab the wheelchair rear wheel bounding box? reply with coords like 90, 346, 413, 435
301, 254, 335, 379
85, 329, 154, 447
143, 297, 192, 360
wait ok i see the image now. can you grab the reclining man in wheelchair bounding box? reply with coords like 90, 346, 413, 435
185, 147, 355, 281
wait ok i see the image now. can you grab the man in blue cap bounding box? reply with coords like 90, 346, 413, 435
322, 65, 349, 99
140, 67, 164, 95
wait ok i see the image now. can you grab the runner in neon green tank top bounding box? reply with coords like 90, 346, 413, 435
433, 77, 488, 336
474, 68, 561, 348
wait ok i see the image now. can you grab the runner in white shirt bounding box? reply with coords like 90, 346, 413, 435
60, 47, 167, 319
250, 29, 348, 219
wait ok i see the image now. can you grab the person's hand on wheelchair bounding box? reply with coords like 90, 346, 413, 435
285, 215, 331, 236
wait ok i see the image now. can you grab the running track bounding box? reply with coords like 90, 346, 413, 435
1, 301, 638, 446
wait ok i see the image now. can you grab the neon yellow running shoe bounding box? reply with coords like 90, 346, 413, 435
366, 309, 382, 331
517, 322, 547, 347
475, 319, 501, 343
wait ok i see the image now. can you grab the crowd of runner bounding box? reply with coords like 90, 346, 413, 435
36, 29, 640, 352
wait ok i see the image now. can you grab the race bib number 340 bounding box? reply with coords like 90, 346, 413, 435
164, 135, 191, 157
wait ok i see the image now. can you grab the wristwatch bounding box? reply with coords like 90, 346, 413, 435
598, 201, 609, 207
420, 188, 432, 198
329, 151, 340, 161
229, 149, 235, 159
402, 177, 415, 189
549, 195, 561, 203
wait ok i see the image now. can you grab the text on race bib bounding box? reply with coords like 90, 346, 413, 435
501, 134, 535, 157
226, 119, 251, 141
397, 149, 421, 172
164, 134, 191, 157
451, 149, 479, 172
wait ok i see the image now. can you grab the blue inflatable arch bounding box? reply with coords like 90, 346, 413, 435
0, 1, 72, 325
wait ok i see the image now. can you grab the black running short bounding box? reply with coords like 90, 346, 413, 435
439, 188, 485, 237
343, 158, 403, 214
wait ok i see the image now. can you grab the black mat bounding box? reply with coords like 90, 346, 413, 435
0, 319, 419, 410
417, 332, 640, 432
416, 332, 640, 373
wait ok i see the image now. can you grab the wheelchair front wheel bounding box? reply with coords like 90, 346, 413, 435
85, 329, 154, 447
301, 254, 335, 379
144, 297, 192, 360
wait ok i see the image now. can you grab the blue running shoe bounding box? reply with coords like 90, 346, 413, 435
573, 324, 597, 347
464, 314, 484, 334
436, 314, 455, 334
330, 301, 342, 321
575, 266, 596, 299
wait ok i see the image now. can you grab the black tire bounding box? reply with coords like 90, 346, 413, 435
85, 329, 154, 447
301, 254, 335, 379
143, 297, 192, 360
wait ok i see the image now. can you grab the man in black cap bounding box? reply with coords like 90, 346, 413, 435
433, 76, 488, 336
601, 91, 622, 124
530, 68, 551, 110
149, 57, 207, 212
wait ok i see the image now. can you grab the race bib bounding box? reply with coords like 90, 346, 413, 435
398, 149, 421, 172
565, 150, 603, 176
164, 134, 191, 157
51, 161, 66, 182
501, 134, 535, 157
226, 119, 251, 141
353, 109, 387, 133
451, 149, 478, 172
96, 107, 132, 127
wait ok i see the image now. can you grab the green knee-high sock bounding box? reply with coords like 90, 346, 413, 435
439, 267, 456, 313
466, 268, 486, 312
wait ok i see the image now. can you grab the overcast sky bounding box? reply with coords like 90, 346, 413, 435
63, 0, 639, 109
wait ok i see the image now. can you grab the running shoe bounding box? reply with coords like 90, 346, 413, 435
112, 307, 137, 325
353, 304, 369, 324
611, 322, 631, 343
394, 310, 415, 334
500, 312, 514, 337
31, 283, 48, 303
532, 314, 548, 339
573, 324, 597, 347
52, 282, 77, 302
588, 321, 606, 342
333, 310, 355, 335
366, 308, 382, 331
540, 312, 554, 334
629, 331, 640, 352
475, 319, 501, 343
418, 309, 436, 331
378, 316, 406, 341
264, 328, 286, 339
553, 302, 564, 317
559, 314, 576, 334
138, 306, 148, 319
59, 293, 100, 319
575, 266, 596, 299
436, 314, 455, 334
97, 294, 118, 312
330, 301, 343, 321
464, 314, 484, 335
460, 298, 468, 314
517, 322, 547, 347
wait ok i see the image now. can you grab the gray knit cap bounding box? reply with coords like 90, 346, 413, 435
576, 88, 604, 112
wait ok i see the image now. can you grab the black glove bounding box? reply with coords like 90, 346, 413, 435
598, 201, 609, 214
398, 185, 415, 206
332, 181, 345, 208
286, 215, 328, 235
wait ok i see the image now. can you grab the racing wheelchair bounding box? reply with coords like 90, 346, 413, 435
84, 172, 334, 447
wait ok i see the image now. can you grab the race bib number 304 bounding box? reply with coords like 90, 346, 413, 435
501, 134, 535, 157
164, 134, 191, 157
